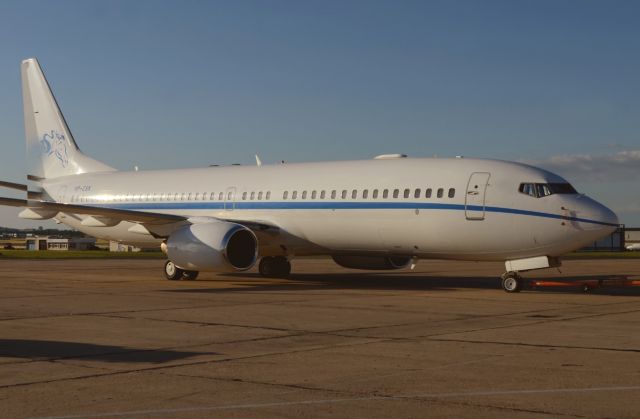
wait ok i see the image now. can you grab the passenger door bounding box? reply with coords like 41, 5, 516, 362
465, 172, 490, 220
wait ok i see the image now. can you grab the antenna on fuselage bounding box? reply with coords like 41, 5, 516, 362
255, 155, 262, 167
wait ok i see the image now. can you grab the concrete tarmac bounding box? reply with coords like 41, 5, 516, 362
1, 258, 639, 418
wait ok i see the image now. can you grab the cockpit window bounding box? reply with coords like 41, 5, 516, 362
519, 183, 536, 197
548, 183, 578, 194
519, 182, 577, 198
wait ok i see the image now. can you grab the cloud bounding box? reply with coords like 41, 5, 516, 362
523, 150, 640, 182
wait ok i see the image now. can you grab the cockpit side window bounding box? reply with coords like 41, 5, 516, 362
548, 183, 578, 194
519, 182, 578, 198
536, 183, 551, 197
519, 183, 537, 197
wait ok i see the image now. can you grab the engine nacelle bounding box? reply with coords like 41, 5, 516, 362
332, 255, 412, 270
166, 221, 258, 272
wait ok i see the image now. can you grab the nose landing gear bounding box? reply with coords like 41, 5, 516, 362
501, 271, 523, 293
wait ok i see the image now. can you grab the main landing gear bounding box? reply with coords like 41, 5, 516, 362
501, 271, 523, 293
258, 256, 291, 278
164, 260, 199, 281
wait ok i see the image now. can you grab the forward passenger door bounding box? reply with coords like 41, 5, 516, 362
465, 172, 490, 220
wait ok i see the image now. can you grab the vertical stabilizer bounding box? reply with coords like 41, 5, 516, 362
21, 58, 115, 180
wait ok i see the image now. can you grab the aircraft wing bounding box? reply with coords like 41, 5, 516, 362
0, 196, 278, 233
0, 197, 185, 225
0, 181, 28, 191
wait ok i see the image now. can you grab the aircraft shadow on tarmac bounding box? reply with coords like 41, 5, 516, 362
166, 273, 640, 296
0, 339, 211, 363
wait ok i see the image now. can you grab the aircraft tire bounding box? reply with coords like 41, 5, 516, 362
273, 256, 291, 278
183, 270, 199, 280
501, 272, 522, 293
259, 257, 291, 278
165, 260, 184, 281
259, 257, 276, 277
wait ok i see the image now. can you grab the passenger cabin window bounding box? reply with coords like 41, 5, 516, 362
414, 188, 420, 198
292, 191, 298, 199
373, 189, 379, 199
311, 191, 317, 199
283, 191, 288, 199
331, 190, 337, 199
341, 190, 347, 199
437, 188, 444, 198
425, 188, 432, 198
320, 191, 326, 199
351, 189, 357, 199
403, 189, 410, 198
302, 191, 307, 199
363, 190, 368, 199
393, 189, 399, 199
448, 188, 455, 198
383, 189, 389, 199
258, 192, 263, 200
266, 191, 271, 200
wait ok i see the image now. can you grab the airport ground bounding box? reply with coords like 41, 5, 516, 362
1, 258, 639, 418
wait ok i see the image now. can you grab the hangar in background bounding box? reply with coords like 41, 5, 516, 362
583, 226, 637, 251
25, 236, 96, 251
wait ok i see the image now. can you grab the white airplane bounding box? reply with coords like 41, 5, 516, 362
0, 58, 619, 292
627, 243, 640, 251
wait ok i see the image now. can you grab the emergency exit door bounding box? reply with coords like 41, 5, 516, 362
465, 172, 490, 220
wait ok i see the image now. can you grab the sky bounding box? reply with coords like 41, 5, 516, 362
0, 0, 638, 228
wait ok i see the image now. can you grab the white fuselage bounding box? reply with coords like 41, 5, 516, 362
40, 157, 618, 261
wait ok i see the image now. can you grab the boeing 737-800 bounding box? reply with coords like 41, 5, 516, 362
0, 58, 619, 292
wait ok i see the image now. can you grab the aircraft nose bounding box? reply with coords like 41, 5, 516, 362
584, 199, 619, 233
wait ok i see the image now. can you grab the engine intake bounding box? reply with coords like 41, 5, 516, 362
166, 221, 257, 272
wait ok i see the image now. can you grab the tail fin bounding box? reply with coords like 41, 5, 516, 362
21, 58, 115, 180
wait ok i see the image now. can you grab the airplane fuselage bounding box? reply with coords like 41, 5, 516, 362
41, 157, 618, 261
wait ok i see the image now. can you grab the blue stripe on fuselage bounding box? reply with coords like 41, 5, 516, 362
93, 201, 617, 227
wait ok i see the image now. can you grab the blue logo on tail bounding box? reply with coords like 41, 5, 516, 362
40, 131, 69, 168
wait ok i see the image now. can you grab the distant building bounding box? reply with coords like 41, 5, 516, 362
25, 236, 96, 251
109, 241, 141, 252
625, 228, 640, 245
581, 226, 637, 251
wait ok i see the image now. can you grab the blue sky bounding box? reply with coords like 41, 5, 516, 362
0, 0, 638, 227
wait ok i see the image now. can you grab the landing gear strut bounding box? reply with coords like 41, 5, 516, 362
501, 271, 523, 293
259, 256, 291, 278
164, 260, 199, 281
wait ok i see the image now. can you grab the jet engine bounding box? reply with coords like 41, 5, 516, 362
332, 255, 412, 270
166, 221, 257, 272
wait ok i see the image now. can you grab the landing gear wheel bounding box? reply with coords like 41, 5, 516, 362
259, 256, 291, 278
164, 260, 184, 281
259, 257, 275, 277
501, 272, 522, 293
182, 270, 199, 281
273, 256, 291, 277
